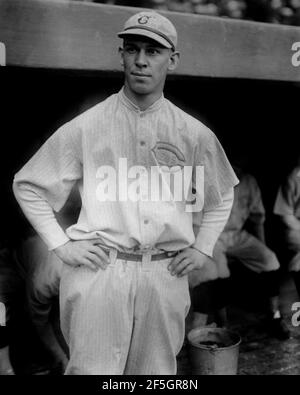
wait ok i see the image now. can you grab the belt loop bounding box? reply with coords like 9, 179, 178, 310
109, 248, 118, 266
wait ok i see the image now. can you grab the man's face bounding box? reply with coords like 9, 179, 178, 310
119, 36, 179, 97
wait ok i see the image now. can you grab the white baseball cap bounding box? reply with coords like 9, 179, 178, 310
118, 11, 178, 50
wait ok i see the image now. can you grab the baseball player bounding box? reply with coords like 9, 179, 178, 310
13, 11, 238, 375
274, 157, 300, 298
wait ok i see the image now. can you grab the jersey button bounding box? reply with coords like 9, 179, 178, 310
140, 141, 146, 147
143, 219, 149, 225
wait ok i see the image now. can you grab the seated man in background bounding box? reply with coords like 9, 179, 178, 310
0, 187, 80, 374
0, 241, 23, 375
274, 155, 300, 299
189, 165, 290, 340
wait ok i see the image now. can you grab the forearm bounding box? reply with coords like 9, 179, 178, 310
281, 214, 300, 232
13, 182, 69, 250
193, 188, 234, 257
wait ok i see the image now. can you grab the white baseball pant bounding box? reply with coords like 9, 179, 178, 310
59, 250, 191, 375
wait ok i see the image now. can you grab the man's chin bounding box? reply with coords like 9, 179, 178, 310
131, 84, 152, 95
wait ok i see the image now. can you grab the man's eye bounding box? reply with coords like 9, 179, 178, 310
147, 48, 159, 55
125, 47, 137, 54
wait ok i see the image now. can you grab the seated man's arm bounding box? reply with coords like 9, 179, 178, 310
274, 170, 300, 232
280, 214, 300, 232
246, 175, 266, 243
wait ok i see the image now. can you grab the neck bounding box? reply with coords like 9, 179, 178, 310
123, 84, 163, 111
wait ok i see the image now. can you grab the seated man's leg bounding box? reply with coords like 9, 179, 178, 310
190, 279, 231, 328
18, 236, 68, 372
0, 300, 10, 373
189, 241, 231, 329
227, 231, 290, 339
293, 272, 300, 299
190, 281, 218, 328
289, 252, 300, 298
273, 228, 300, 300
227, 231, 280, 274
0, 247, 23, 374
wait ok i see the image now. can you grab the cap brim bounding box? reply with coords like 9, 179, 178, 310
118, 29, 172, 49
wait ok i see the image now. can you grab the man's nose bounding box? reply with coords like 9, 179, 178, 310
135, 50, 147, 67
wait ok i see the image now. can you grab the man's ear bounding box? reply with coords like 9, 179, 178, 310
119, 47, 124, 67
168, 51, 180, 72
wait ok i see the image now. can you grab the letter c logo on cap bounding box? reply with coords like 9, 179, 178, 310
138, 16, 151, 25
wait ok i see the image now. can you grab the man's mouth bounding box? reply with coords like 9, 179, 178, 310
131, 72, 151, 77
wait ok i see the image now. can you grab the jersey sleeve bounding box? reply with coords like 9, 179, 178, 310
13, 121, 83, 249
195, 130, 239, 211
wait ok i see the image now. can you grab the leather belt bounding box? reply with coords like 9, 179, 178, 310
102, 247, 178, 262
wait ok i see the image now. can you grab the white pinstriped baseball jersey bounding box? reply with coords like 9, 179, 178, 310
13, 88, 238, 253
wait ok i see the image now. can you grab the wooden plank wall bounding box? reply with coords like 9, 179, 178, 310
0, 0, 300, 81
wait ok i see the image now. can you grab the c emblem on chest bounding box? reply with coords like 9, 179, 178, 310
151, 141, 186, 170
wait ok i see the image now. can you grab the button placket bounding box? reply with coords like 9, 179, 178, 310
139, 196, 160, 248
138, 115, 148, 154
136, 112, 155, 247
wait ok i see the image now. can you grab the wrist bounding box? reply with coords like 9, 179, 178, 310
191, 246, 210, 258
54, 240, 71, 257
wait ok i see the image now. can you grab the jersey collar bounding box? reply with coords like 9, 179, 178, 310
118, 87, 165, 114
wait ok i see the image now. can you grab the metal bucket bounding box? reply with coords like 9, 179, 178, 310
187, 327, 241, 375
